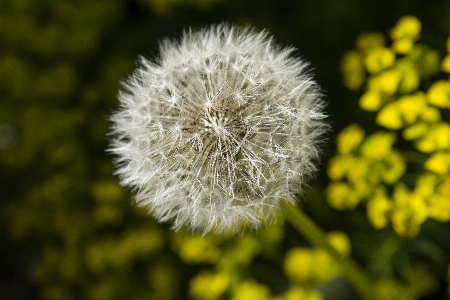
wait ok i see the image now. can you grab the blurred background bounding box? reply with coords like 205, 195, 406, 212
1, 0, 450, 299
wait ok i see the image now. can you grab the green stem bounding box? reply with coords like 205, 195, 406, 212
282, 201, 376, 300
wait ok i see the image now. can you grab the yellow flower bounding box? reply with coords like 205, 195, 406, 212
360, 131, 396, 160
410, 44, 441, 77
420, 106, 441, 124
397, 92, 427, 124
442, 37, 450, 72
382, 151, 406, 184
397, 60, 420, 93
367, 188, 392, 229
283, 286, 323, 300
284, 248, 316, 282
336, 123, 365, 154
438, 175, 450, 195
364, 47, 395, 74
427, 80, 450, 108
391, 184, 427, 237
376, 102, 402, 130
326, 231, 351, 257
430, 176, 450, 221
190, 271, 230, 300
232, 280, 271, 300
377, 92, 427, 130
442, 55, 450, 73
325, 182, 360, 210
360, 91, 383, 111
341, 50, 366, 90
356, 32, 386, 51
415, 173, 438, 198
347, 157, 370, 184
327, 155, 352, 181
172, 233, 221, 264
392, 39, 415, 54
425, 152, 450, 174
368, 69, 401, 94
403, 122, 429, 140
390, 16, 422, 54
284, 232, 348, 284
427, 194, 450, 222
415, 123, 450, 153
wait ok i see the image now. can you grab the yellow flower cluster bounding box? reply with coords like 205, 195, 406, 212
283, 231, 350, 284
332, 15, 450, 237
184, 222, 287, 300
326, 124, 406, 209
184, 224, 334, 300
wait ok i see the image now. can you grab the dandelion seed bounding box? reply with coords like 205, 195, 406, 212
109, 24, 327, 234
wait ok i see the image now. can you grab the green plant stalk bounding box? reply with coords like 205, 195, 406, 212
282, 201, 376, 300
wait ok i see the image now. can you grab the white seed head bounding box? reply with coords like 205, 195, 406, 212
109, 24, 327, 234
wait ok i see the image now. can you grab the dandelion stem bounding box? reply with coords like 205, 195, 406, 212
282, 201, 377, 300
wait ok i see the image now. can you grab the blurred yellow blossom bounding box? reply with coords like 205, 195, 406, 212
438, 175, 450, 195
442, 56, 450, 72
190, 271, 230, 300
327, 155, 352, 181
418, 106, 441, 123
427, 80, 450, 108
231, 280, 271, 300
425, 152, 450, 174
281, 286, 323, 300
346, 157, 370, 183
171, 233, 221, 264
341, 50, 366, 90
414, 173, 450, 223
326, 231, 351, 257
284, 248, 316, 282
376, 102, 402, 129
336, 123, 365, 154
427, 194, 450, 222
364, 47, 395, 74
402, 122, 429, 140
442, 37, 450, 72
410, 44, 441, 77
397, 60, 420, 93
360, 90, 383, 111
377, 92, 427, 130
367, 188, 392, 229
356, 32, 386, 51
360, 131, 396, 160
381, 151, 406, 184
284, 232, 349, 284
368, 69, 401, 94
391, 184, 428, 237
228, 235, 262, 265
415, 173, 438, 197
414, 122, 450, 153
325, 182, 360, 210
390, 16, 422, 54
334, 15, 450, 239
397, 92, 427, 124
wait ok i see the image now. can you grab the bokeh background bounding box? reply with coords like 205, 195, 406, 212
1, 0, 450, 299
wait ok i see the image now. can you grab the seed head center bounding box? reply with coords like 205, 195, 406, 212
205, 110, 229, 137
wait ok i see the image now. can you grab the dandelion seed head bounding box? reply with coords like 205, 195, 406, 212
109, 24, 327, 234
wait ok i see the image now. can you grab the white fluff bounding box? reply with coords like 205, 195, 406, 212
109, 24, 327, 234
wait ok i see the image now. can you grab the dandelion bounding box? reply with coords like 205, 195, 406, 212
109, 24, 327, 234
